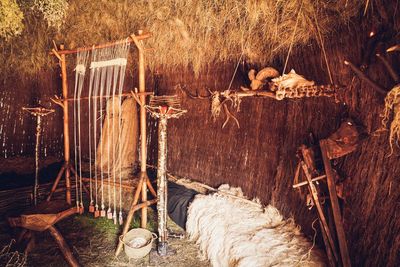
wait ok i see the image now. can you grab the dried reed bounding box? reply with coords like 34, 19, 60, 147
0, 0, 363, 79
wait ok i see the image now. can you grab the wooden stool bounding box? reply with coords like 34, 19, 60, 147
7, 200, 80, 267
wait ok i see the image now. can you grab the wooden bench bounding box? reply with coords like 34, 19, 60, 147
7, 200, 80, 267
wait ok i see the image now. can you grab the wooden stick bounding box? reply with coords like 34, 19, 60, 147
376, 53, 399, 83
48, 226, 80, 267
136, 30, 148, 229
292, 175, 326, 188
344, 60, 386, 95
60, 45, 72, 205
115, 175, 144, 256
320, 140, 352, 267
146, 178, 157, 198
24, 232, 36, 255
51, 33, 151, 56
51, 49, 62, 61
387, 44, 400, 52
57, 92, 153, 102
47, 163, 66, 202
301, 161, 339, 266
82, 178, 135, 190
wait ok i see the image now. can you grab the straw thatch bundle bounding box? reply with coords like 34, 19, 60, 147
0, 0, 363, 78
96, 97, 138, 178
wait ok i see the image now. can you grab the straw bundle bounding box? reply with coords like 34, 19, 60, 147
96, 97, 138, 178
0, 0, 363, 78
381, 85, 400, 155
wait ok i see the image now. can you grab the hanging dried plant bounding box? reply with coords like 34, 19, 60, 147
0, 0, 24, 40
32, 0, 68, 30
381, 85, 400, 155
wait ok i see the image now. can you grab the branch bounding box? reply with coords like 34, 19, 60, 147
376, 53, 399, 83
344, 60, 387, 95
387, 44, 400, 52
50, 96, 64, 108
177, 85, 212, 99
222, 103, 240, 129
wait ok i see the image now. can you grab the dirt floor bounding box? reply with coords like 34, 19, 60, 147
0, 208, 210, 267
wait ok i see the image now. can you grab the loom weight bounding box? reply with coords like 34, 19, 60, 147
119, 212, 123, 225
94, 209, 100, 218
89, 204, 95, 213
107, 209, 113, 220
79, 204, 84, 214
100, 210, 106, 217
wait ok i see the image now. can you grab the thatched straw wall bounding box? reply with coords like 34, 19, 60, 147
148, 4, 400, 267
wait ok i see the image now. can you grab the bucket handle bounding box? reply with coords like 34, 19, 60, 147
119, 232, 158, 247
151, 233, 158, 241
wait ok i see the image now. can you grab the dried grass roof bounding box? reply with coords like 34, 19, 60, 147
0, 0, 363, 78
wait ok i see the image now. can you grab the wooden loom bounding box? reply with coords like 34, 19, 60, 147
48, 32, 157, 230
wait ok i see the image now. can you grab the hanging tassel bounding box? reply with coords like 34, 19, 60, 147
101, 203, 106, 217
79, 202, 84, 214
89, 202, 95, 213
119, 211, 123, 225
94, 205, 100, 218
107, 207, 113, 219
113, 210, 117, 224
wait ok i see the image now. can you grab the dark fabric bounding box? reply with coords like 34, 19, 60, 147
167, 182, 199, 230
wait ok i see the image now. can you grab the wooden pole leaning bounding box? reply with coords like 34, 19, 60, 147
320, 140, 352, 267
61, 45, 72, 205
115, 32, 157, 257
300, 161, 339, 266
137, 33, 148, 228
47, 45, 73, 205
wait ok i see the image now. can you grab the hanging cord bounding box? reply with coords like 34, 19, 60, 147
99, 48, 107, 215
111, 43, 120, 224
227, 51, 244, 91
111, 56, 118, 224
105, 54, 113, 219
77, 50, 89, 212
91, 47, 100, 213
87, 53, 94, 209
118, 40, 130, 225
313, 10, 333, 84
283, 0, 304, 74
73, 48, 89, 211
73, 54, 79, 211
297, 218, 319, 265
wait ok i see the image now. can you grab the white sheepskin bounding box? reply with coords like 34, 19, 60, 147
186, 184, 326, 267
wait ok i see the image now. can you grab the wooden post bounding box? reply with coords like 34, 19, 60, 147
60, 45, 71, 205
157, 117, 168, 256
137, 31, 148, 228
320, 140, 352, 267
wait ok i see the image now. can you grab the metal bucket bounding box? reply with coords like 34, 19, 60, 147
120, 228, 157, 259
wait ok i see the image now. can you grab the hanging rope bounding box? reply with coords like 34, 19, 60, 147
99, 49, 106, 217
87, 41, 130, 221
73, 48, 89, 212
313, 10, 333, 84
283, 0, 304, 75
91, 47, 100, 216
87, 51, 94, 212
